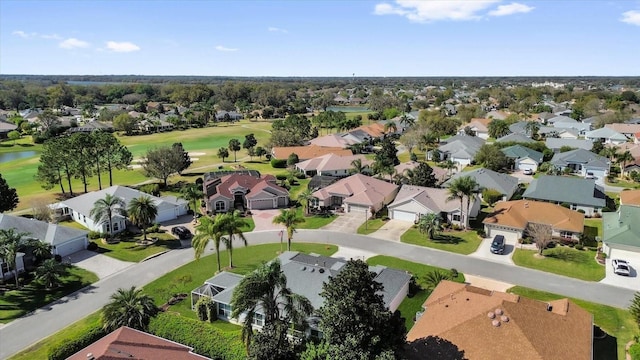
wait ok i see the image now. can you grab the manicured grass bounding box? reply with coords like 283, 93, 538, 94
57, 219, 89, 231
357, 218, 387, 235
143, 243, 338, 320
243, 216, 255, 232
367, 256, 465, 331
293, 207, 337, 229
585, 218, 603, 239
94, 232, 182, 262
401, 228, 482, 255
0, 266, 99, 323
512, 247, 605, 281
509, 286, 637, 360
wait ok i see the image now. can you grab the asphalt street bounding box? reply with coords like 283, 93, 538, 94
0, 230, 636, 359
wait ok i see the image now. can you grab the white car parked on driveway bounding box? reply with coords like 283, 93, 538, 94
612, 259, 631, 276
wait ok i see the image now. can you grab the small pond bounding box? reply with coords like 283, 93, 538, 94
0, 151, 38, 164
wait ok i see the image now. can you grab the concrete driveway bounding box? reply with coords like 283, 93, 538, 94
600, 258, 640, 290
368, 220, 414, 241
321, 211, 364, 233
251, 209, 283, 231
469, 237, 515, 265
159, 214, 196, 233
68, 250, 133, 279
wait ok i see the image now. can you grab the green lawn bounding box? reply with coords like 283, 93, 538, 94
294, 207, 337, 229
94, 232, 182, 262
0, 266, 98, 323
584, 218, 603, 239
357, 218, 387, 235
367, 256, 465, 331
509, 286, 636, 360
512, 247, 605, 281
401, 228, 482, 255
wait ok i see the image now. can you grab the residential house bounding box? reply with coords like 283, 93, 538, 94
204, 172, 289, 213
556, 128, 581, 139
215, 110, 243, 121
459, 118, 491, 139
66, 121, 114, 133
522, 175, 606, 216
584, 127, 628, 145
0, 214, 89, 280
486, 110, 508, 120
59, 186, 189, 233
388, 185, 480, 226
311, 173, 398, 213
601, 205, 640, 264
443, 168, 519, 202
552, 117, 591, 135
0, 120, 18, 139
406, 280, 592, 360
549, 148, 610, 182
191, 251, 411, 336
608, 142, 640, 174
434, 135, 486, 166
271, 145, 352, 161
295, 153, 372, 177
501, 145, 543, 172
545, 138, 594, 153
537, 112, 555, 123
605, 123, 640, 140
546, 115, 574, 125
496, 132, 535, 144
620, 189, 640, 206
67, 326, 210, 360
483, 200, 584, 243
309, 133, 359, 148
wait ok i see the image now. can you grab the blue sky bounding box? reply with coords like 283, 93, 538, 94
1, 0, 639, 76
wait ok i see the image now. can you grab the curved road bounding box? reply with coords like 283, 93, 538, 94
0, 230, 635, 359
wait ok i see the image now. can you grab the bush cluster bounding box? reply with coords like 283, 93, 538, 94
148, 313, 245, 360
48, 325, 106, 360
87, 241, 99, 251
270, 158, 287, 168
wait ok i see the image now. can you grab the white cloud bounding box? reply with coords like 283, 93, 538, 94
106, 41, 140, 52
216, 45, 238, 52
374, 0, 500, 22
40, 33, 62, 40
488, 2, 534, 16
621, 10, 640, 26
59, 38, 90, 49
268, 26, 288, 33
12, 30, 30, 38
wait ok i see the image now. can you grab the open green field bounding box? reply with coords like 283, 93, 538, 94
512, 247, 605, 281
401, 228, 482, 255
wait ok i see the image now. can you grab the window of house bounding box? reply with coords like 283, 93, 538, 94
218, 303, 232, 318
215, 201, 225, 211
113, 222, 119, 231
452, 214, 461, 221
1, 262, 10, 274
105, 224, 110, 232
253, 313, 265, 327
560, 231, 572, 239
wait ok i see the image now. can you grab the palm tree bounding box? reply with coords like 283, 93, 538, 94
90, 194, 126, 240
524, 121, 540, 138
192, 214, 226, 273
384, 121, 398, 135
231, 259, 313, 353
272, 209, 305, 252
616, 150, 634, 179
628, 292, 640, 330
418, 213, 441, 240
0, 228, 32, 287
421, 132, 440, 159
441, 159, 457, 177
446, 176, 479, 229
399, 113, 415, 129
179, 184, 204, 221
101, 286, 158, 332
219, 210, 249, 268
423, 270, 451, 291
297, 189, 314, 216
31, 241, 52, 264
350, 158, 366, 175
35, 259, 68, 289
127, 195, 158, 241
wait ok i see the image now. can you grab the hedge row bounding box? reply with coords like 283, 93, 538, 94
149, 313, 245, 360
48, 324, 106, 360
270, 158, 287, 168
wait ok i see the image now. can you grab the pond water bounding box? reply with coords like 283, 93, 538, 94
0, 151, 38, 164
325, 106, 371, 113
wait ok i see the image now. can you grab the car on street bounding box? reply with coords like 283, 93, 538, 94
523, 169, 534, 175
490, 235, 505, 255
612, 259, 631, 276
171, 226, 192, 240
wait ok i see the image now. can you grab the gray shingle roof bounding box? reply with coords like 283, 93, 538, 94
550, 149, 609, 170
0, 214, 88, 246
523, 175, 606, 208
444, 168, 519, 197
496, 133, 536, 144
501, 145, 543, 163
438, 135, 485, 159
545, 138, 594, 151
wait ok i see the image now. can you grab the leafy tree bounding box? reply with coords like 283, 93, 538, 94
218, 210, 249, 268
405, 336, 467, 360
254, 146, 267, 160
272, 208, 305, 251
7, 130, 20, 144
0, 174, 19, 213
192, 214, 226, 273
229, 138, 241, 162
141, 146, 187, 187
487, 119, 510, 139
271, 114, 312, 146
474, 144, 509, 172
559, 145, 575, 153
287, 153, 299, 167
446, 176, 479, 229
231, 259, 313, 354
0, 228, 33, 287
37, 109, 61, 132
405, 162, 437, 187
179, 184, 204, 220
69, 132, 94, 193
172, 142, 192, 175
113, 113, 138, 135
243, 133, 258, 151
127, 195, 158, 241
35, 259, 68, 289
297, 189, 314, 216
217, 147, 229, 162
101, 286, 158, 332
481, 188, 503, 207
37, 136, 76, 195
373, 138, 399, 175
318, 259, 406, 359
90, 194, 126, 240
418, 213, 441, 240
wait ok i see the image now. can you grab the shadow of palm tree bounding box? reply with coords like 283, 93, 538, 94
431, 235, 466, 245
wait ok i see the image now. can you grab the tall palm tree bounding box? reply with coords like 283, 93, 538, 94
35, 259, 68, 289
524, 121, 540, 138
418, 213, 441, 240
350, 158, 366, 175
384, 121, 398, 135
90, 194, 126, 239
192, 214, 226, 273
179, 184, 204, 221
31, 241, 52, 264
231, 259, 313, 353
101, 286, 158, 332
0, 228, 32, 287
616, 150, 634, 179
441, 159, 457, 177
219, 210, 248, 268
446, 176, 479, 229
127, 195, 158, 241
272, 209, 305, 252
297, 189, 314, 216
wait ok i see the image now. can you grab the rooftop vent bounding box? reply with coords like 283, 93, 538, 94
492, 320, 501, 327
546, 304, 553, 312
501, 315, 509, 323
494, 308, 503, 316
301, 266, 307, 271
487, 312, 496, 319
87, 354, 95, 360
319, 268, 325, 273
310, 268, 315, 273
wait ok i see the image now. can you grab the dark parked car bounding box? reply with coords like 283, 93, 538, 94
490, 235, 505, 255
171, 226, 192, 240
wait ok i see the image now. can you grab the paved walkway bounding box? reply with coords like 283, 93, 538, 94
2, 230, 638, 358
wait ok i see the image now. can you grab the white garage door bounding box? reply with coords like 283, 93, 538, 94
347, 204, 369, 213
156, 208, 177, 223
517, 162, 537, 172
485, 228, 519, 243
391, 210, 416, 223
56, 239, 86, 257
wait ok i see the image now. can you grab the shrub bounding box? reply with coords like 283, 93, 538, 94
147, 223, 161, 233
87, 241, 99, 251
450, 268, 459, 278
54, 254, 62, 262
476, 229, 486, 238
577, 209, 585, 214
139, 183, 160, 196
48, 324, 106, 360
149, 313, 245, 360
270, 158, 287, 168
630, 343, 640, 360
295, 172, 306, 179
481, 188, 503, 206
88, 231, 104, 240
195, 297, 211, 321
574, 244, 584, 250
410, 152, 418, 161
